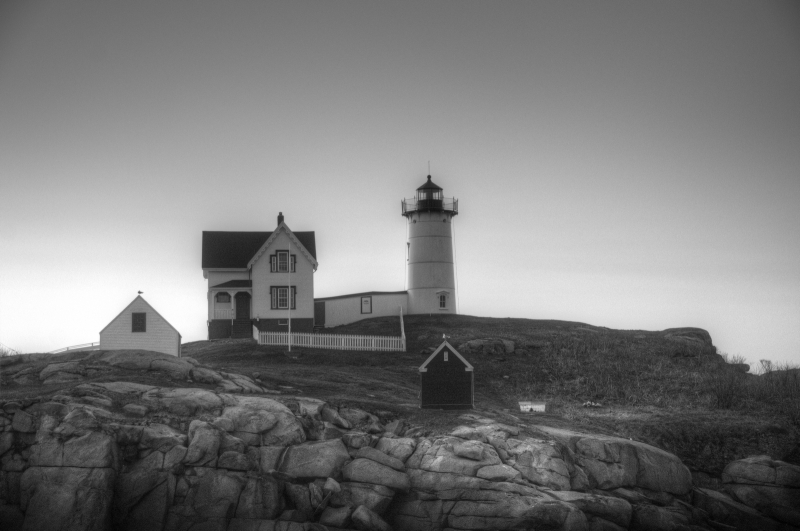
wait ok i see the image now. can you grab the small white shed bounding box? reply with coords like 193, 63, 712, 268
100, 295, 181, 357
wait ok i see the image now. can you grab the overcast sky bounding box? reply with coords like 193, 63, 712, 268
1, 1, 798, 367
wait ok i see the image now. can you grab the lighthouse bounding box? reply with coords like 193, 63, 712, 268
402, 175, 459, 314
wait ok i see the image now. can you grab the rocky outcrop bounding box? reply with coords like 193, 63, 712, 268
1, 374, 798, 531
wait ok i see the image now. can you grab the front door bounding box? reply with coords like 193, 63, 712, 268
235, 292, 251, 320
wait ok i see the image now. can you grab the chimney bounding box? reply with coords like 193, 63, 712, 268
277, 212, 284, 226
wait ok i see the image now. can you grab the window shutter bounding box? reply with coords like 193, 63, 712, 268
271, 287, 277, 309
270, 255, 277, 272
291, 287, 296, 309
291, 255, 296, 272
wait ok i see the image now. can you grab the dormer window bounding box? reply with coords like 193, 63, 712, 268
270, 251, 296, 272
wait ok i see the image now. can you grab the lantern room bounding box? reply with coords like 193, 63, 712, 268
401, 175, 458, 216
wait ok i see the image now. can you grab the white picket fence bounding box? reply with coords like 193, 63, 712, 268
253, 309, 406, 352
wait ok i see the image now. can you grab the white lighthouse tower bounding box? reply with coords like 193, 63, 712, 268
402, 175, 459, 314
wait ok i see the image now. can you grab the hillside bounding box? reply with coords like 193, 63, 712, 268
2, 314, 799, 531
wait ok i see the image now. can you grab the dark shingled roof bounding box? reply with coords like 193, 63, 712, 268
202, 231, 316, 269
417, 175, 443, 191
211, 280, 252, 289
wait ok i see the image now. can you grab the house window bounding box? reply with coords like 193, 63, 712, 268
270, 286, 296, 309
132, 313, 146, 332
439, 294, 447, 309
215, 293, 231, 303
270, 252, 296, 272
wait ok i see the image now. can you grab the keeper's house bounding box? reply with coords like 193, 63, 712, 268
202, 213, 317, 339
99, 295, 182, 357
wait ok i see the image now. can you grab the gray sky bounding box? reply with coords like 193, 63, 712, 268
1, 0, 798, 366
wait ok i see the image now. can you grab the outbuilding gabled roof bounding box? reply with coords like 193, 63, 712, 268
99, 295, 181, 337
202, 230, 316, 269
419, 340, 473, 372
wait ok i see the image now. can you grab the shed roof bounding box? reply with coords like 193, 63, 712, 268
419, 340, 473, 372
211, 280, 252, 289
99, 295, 181, 337
202, 230, 316, 269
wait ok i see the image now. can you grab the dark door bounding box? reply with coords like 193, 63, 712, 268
314, 301, 325, 327
235, 292, 251, 320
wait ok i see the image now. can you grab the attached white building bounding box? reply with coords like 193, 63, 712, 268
100, 295, 182, 357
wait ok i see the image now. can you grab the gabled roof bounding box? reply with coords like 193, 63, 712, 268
202, 230, 316, 269
246, 223, 318, 270
419, 340, 473, 372
211, 280, 252, 289
99, 295, 181, 337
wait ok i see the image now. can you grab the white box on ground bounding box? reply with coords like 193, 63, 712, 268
519, 401, 547, 413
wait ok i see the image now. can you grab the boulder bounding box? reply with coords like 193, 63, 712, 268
183, 421, 220, 466
723, 455, 800, 487
724, 483, 800, 527
141, 388, 223, 416
375, 437, 416, 463
536, 426, 692, 495
406, 438, 502, 477
285, 483, 314, 520
39, 362, 83, 381
510, 500, 588, 531
356, 446, 405, 472
343, 432, 374, 451
217, 451, 252, 471
476, 464, 521, 482
692, 487, 785, 531
338, 408, 377, 426
343, 459, 411, 492
320, 505, 354, 528
234, 476, 282, 520
11, 411, 37, 434
549, 491, 632, 528
330, 482, 395, 515
140, 423, 185, 452
351, 504, 393, 531
20, 466, 116, 531
190, 469, 246, 519
30, 431, 117, 469
321, 406, 352, 429
222, 407, 278, 435
453, 440, 485, 461
279, 439, 350, 479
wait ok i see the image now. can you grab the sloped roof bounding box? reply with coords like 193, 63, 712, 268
202, 231, 316, 269
417, 175, 443, 191
314, 290, 407, 302
211, 280, 252, 289
99, 295, 181, 337
419, 340, 473, 372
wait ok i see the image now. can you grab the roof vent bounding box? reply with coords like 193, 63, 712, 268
277, 212, 284, 226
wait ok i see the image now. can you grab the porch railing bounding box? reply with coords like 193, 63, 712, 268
214, 309, 235, 319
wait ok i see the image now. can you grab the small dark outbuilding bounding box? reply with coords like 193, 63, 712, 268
419, 340, 474, 409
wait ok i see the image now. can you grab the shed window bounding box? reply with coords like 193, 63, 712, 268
439, 294, 447, 309
215, 293, 231, 303
132, 313, 146, 333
